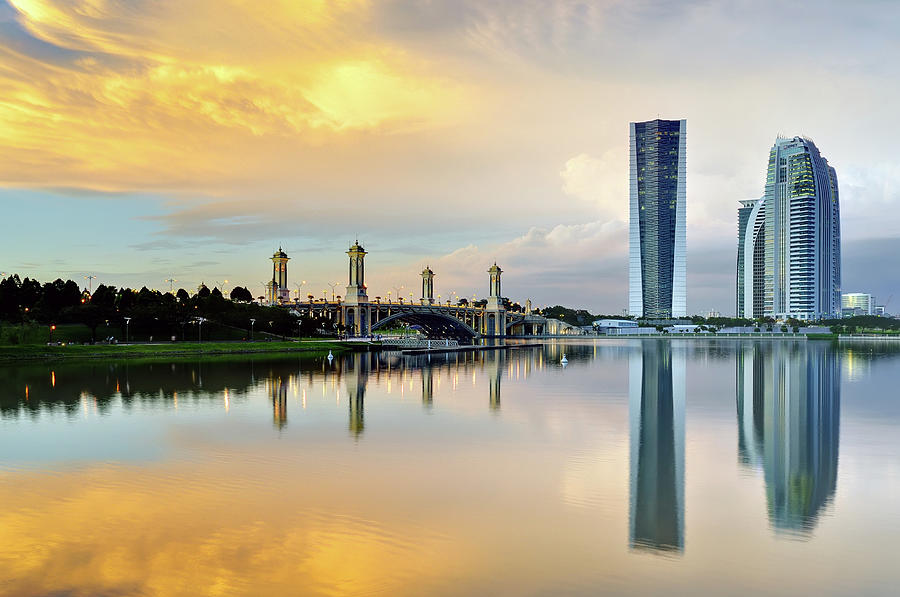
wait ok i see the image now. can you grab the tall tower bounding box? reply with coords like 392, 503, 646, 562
342, 241, 370, 336
483, 263, 506, 336
345, 241, 367, 302
737, 198, 766, 319
488, 262, 502, 299
629, 118, 687, 319
269, 247, 290, 304
421, 266, 435, 304
762, 136, 841, 320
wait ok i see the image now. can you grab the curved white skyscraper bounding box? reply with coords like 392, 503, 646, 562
737, 136, 841, 320
629, 119, 687, 319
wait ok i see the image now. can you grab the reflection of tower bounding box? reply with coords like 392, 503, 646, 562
346, 353, 368, 437
488, 353, 502, 411
739, 342, 840, 535
483, 263, 506, 337
268, 247, 290, 305
271, 376, 288, 429
421, 366, 433, 407
736, 344, 765, 468
629, 341, 685, 553
421, 266, 435, 305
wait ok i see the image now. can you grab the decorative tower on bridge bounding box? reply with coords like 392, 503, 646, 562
342, 241, 371, 336
483, 262, 506, 336
268, 247, 290, 305
421, 266, 435, 304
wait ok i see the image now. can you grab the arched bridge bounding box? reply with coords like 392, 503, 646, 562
269, 241, 583, 341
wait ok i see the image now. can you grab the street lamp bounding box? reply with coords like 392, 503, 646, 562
250, 318, 256, 340
49, 324, 56, 344
166, 277, 177, 293
123, 317, 131, 343
328, 282, 339, 302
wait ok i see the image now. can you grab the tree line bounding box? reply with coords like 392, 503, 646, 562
0, 275, 332, 343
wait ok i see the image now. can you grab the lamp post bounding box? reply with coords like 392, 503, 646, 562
328, 282, 339, 302
250, 318, 256, 341
166, 277, 177, 293
124, 317, 131, 344
49, 324, 56, 344
83, 275, 96, 294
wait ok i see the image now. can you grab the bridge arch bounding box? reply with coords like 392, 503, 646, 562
372, 311, 478, 342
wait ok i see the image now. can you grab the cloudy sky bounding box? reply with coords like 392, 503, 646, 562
1, 0, 898, 314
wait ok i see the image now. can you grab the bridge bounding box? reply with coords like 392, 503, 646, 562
274, 242, 585, 342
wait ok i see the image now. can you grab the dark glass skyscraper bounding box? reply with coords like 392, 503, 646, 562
629, 119, 686, 318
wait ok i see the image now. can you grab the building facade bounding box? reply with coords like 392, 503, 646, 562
763, 137, 841, 320
629, 119, 687, 319
736, 198, 766, 319
737, 136, 841, 320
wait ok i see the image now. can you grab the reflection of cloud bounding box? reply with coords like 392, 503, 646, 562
0, 463, 458, 596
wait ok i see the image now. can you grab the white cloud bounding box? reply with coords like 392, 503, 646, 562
560, 152, 627, 222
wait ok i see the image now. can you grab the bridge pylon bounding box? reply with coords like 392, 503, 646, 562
421, 266, 435, 305
343, 241, 372, 336
483, 262, 506, 337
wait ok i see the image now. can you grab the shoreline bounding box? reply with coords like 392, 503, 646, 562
0, 340, 370, 363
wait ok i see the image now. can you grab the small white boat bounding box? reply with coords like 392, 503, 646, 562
561, 353, 568, 366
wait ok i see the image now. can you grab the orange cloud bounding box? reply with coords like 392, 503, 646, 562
0, 0, 466, 192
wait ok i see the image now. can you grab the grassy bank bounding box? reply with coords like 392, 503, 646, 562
0, 340, 367, 363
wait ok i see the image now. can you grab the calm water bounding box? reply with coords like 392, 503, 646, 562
1, 340, 898, 596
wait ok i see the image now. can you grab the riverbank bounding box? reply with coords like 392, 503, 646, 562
0, 340, 369, 363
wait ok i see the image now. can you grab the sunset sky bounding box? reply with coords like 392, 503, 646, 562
1, 0, 898, 313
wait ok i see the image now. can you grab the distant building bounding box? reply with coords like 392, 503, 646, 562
842, 293, 875, 316
874, 305, 887, 316
705, 309, 721, 319
593, 319, 639, 335
629, 118, 687, 319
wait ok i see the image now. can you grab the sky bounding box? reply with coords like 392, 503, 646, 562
1, 0, 899, 314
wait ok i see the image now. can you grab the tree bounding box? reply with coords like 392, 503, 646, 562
230, 286, 253, 302
176, 288, 190, 303
197, 284, 211, 298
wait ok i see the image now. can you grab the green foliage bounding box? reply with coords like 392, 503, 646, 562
0, 274, 335, 345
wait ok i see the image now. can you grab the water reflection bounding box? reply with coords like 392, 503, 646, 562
736, 342, 840, 536
629, 341, 685, 554
270, 376, 288, 430
346, 353, 367, 437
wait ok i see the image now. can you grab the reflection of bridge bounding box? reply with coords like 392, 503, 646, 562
281, 242, 583, 341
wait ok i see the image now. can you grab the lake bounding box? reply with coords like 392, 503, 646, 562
1, 339, 898, 596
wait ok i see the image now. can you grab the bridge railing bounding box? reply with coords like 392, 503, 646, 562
381, 338, 459, 349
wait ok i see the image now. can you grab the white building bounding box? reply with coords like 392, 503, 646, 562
593, 319, 639, 335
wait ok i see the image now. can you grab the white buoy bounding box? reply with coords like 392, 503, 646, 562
327, 350, 334, 362
561, 353, 568, 366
